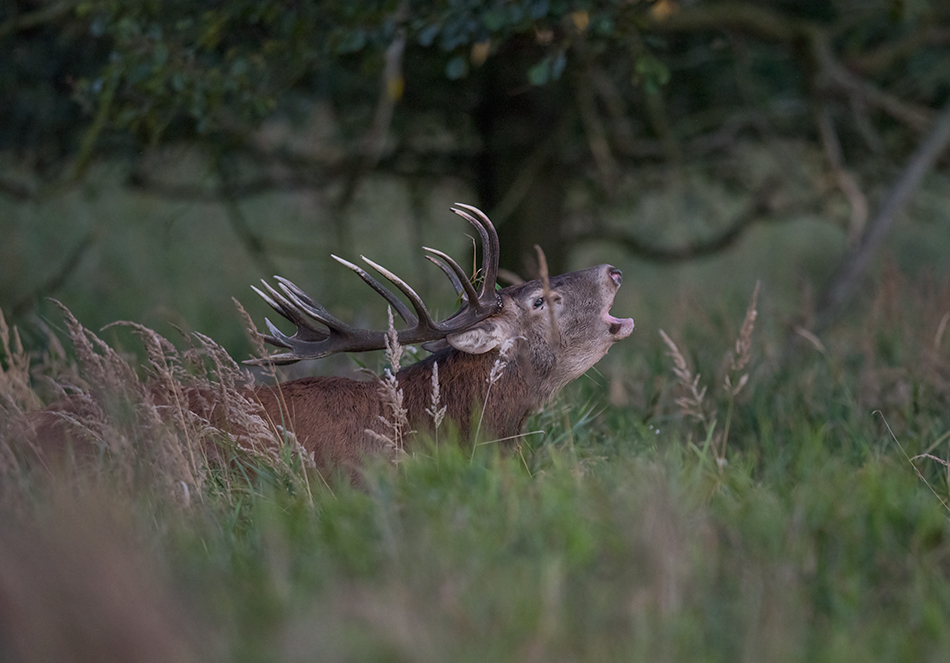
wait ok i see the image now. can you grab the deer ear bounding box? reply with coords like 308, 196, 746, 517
446, 320, 512, 355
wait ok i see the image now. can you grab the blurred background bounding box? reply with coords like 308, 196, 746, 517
5, 5, 950, 660
2, 0, 950, 370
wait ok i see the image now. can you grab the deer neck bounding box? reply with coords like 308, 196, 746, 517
397, 347, 536, 444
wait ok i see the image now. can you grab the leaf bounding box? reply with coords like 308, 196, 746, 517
445, 55, 468, 80
418, 23, 440, 47
528, 59, 551, 86
570, 11, 589, 33
482, 8, 506, 32
530, 0, 550, 20
337, 28, 366, 54
592, 14, 614, 36
635, 53, 670, 94
152, 43, 168, 67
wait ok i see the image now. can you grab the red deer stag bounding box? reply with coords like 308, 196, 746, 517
247, 204, 634, 471
15, 205, 631, 477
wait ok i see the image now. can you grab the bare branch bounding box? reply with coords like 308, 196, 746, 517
589, 67, 638, 156
815, 106, 868, 245
848, 26, 950, 75
809, 31, 934, 132
646, 4, 938, 132
645, 2, 804, 43
216, 160, 281, 278
573, 178, 786, 263
0, 1, 80, 38
11, 234, 94, 318
334, 7, 407, 211
573, 40, 618, 193
815, 102, 950, 330
0, 179, 35, 202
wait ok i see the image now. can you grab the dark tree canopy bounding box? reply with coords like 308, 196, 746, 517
3, 0, 950, 320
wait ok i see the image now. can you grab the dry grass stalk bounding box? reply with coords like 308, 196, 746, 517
881, 411, 950, 514
54, 304, 142, 477
794, 326, 827, 354
935, 312, 950, 351
723, 280, 760, 397
659, 329, 708, 426
233, 297, 273, 371
0, 308, 42, 412
0, 303, 304, 505
232, 297, 317, 494
719, 282, 761, 467
366, 307, 411, 462
660, 284, 761, 469
425, 360, 446, 433
383, 305, 404, 373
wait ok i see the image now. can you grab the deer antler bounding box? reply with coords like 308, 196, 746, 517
245, 204, 502, 366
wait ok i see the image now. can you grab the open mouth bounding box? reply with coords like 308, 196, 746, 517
603, 293, 634, 340
606, 311, 634, 339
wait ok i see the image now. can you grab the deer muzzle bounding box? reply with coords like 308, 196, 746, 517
603, 265, 634, 339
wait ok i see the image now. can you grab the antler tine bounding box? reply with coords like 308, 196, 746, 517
244, 348, 303, 366
249, 311, 335, 364
359, 255, 439, 328
246, 204, 505, 366
450, 203, 500, 298
424, 254, 466, 300
272, 276, 351, 332
423, 246, 480, 305
245, 281, 333, 366
331, 255, 417, 326
252, 281, 329, 343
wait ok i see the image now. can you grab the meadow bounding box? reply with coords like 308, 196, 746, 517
2, 168, 950, 662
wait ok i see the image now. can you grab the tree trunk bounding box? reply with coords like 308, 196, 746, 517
474, 40, 571, 278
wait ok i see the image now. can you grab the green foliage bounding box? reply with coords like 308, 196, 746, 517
53, 0, 667, 146
4, 259, 950, 660
25, 423, 950, 662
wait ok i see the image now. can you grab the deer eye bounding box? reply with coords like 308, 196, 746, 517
533, 297, 545, 309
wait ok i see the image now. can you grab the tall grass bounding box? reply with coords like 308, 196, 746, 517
2, 266, 950, 662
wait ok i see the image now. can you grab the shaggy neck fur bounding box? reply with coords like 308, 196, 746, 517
397, 346, 542, 445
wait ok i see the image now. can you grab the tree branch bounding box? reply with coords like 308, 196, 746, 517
847, 26, 950, 75
127, 144, 477, 202
646, 4, 938, 132
815, 105, 868, 245
0, 179, 35, 202
815, 101, 950, 331
0, 0, 80, 38
216, 160, 281, 278
333, 8, 407, 213
574, 44, 618, 194
645, 2, 805, 43
11, 234, 94, 318
573, 177, 786, 263
808, 30, 934, 132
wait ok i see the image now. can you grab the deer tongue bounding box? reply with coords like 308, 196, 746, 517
605, 312, 634, 339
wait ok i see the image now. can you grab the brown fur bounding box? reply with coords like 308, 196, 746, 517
252, 264, 634, 475
15, 265, 633, 479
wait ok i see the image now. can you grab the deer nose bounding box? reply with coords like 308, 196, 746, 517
608, 267, 623, 287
